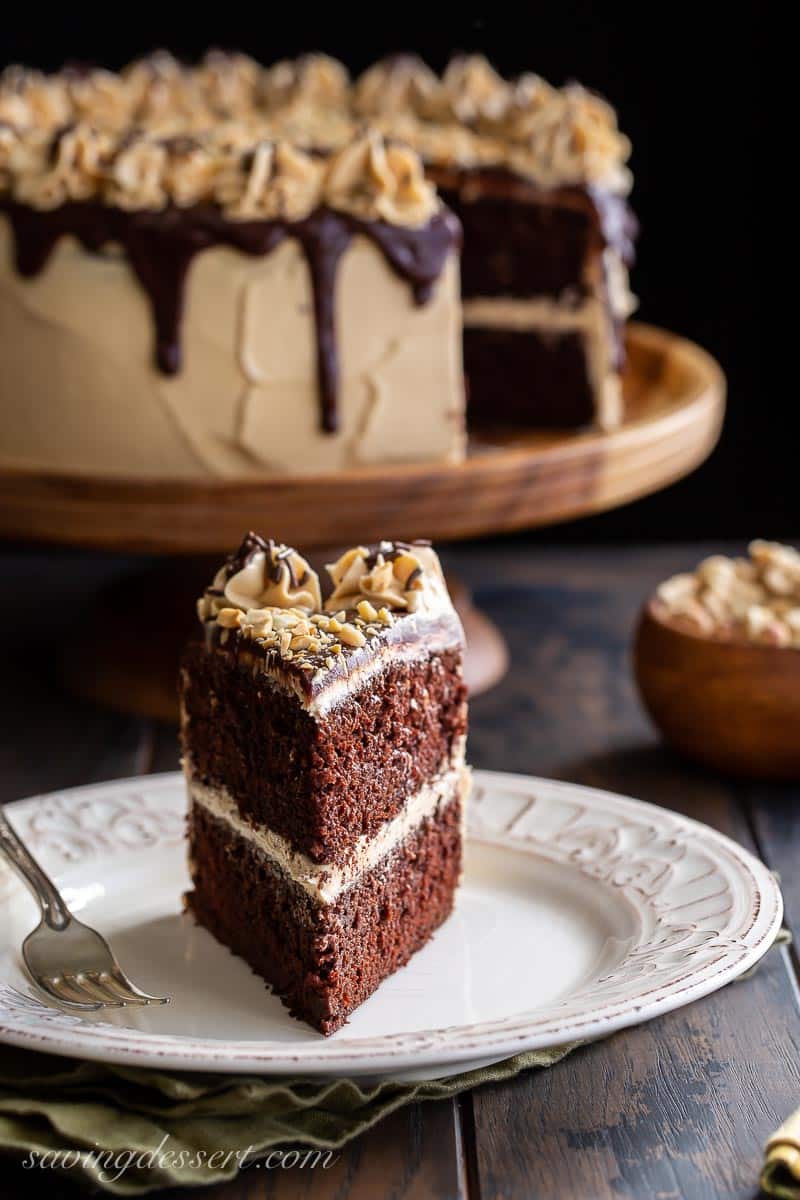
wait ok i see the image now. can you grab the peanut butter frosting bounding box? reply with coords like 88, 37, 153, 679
262, 54, 350, 110
324, 541, 448, 615
0, 50, 632, 196
0, 119, 438, 226
198, 537, 323, 619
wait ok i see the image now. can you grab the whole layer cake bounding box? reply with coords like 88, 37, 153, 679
180, 533, 469, 1033
0, 51, 635, 480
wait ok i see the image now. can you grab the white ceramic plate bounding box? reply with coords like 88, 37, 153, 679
0, 771, 782, 1081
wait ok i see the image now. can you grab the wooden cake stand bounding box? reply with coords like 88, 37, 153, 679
0, 323, 725, 718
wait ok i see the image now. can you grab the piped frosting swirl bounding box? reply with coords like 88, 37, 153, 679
325, 540, 446, 614
198, 532, 322, 620
1, 50, 632, 196
0, 121, 439, 225
323, 133, 436, 227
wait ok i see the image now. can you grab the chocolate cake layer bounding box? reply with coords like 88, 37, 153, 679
186, 785, 464, 1034
437, 178, 599, 300
430, 169, 635, 300
181, 643, 467, 864
464, 325, 595, 428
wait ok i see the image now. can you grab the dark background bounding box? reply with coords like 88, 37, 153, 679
2, 6, 771, 542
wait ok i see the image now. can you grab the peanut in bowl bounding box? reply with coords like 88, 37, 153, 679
634, 542, 800, 781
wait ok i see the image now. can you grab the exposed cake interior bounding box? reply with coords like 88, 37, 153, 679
180, 533, 469, 1033
187, 774, 466, 1034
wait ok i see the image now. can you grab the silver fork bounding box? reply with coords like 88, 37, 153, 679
0, 805, 169, 1011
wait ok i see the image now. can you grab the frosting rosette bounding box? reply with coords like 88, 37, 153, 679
199, 533, 322, 620
325, 540, 446, 614
215, 139, 325, 221
323, 133, 437, 227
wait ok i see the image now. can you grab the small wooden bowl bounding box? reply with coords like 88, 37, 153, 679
634, 601, 800, 780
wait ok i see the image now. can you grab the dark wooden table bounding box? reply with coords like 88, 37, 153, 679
2, 540, 798, 1200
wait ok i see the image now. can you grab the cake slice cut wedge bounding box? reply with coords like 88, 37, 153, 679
180, 533, 469, 1034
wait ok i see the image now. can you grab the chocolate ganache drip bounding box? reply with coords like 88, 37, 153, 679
0, 200, 460, 434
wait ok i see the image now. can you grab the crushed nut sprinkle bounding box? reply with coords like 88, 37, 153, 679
338, 621, 367, 648
216, 607, 242, 628
357, 599, 379, 622
654, 541, 800, 648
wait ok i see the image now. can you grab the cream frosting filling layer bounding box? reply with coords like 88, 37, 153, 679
462, 251, 635, 330
463, 295, 604, 331
186, 761, 470, 905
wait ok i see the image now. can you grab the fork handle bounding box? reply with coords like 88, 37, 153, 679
0, 806, 72, 931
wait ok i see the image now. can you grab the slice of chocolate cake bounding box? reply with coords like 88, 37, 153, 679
180, 533, 469, 1034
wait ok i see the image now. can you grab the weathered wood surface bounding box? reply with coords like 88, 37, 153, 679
2, 541, 797, 1200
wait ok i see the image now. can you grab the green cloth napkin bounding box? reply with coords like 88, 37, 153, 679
0, 926, 790, 1195
0, 1041, 580, 1194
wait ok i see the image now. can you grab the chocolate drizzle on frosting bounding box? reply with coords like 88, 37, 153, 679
202, 531, 323, 616
224, 530, 273, 578
0, 199, 460, 433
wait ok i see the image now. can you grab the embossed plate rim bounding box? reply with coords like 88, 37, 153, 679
0, 770, 782, 1078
